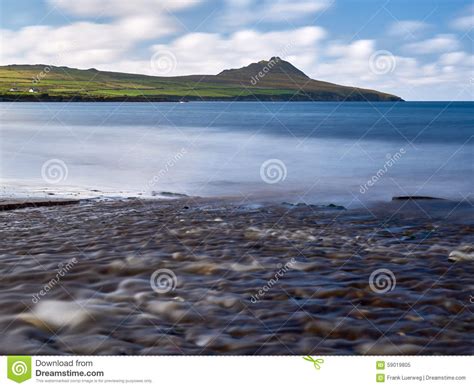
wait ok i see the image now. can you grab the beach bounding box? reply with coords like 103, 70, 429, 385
2, 1, 474, 384
0, 196, 472, 355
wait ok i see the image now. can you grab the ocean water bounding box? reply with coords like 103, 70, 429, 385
0, 101, 472, 207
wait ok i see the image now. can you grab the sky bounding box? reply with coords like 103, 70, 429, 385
0, 0, 473, 101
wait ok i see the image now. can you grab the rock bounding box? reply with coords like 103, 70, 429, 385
230, 260, 262, 272
59, 334, 140, 354
147, 300, 200, 323
392, 196, 445, 201
356, 341, 423, 355
291, 261, 319, 271
448, 245, 474, 262
205, 294, 240, 309
172, 252, 186, 260
19, 300, 94, 331
327, 203, 346, 210
153, 191, 188, 198
0, 199, 79, 211
117, 278, 150, 291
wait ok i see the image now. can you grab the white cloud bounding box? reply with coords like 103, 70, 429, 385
48, 0, 202, 17
439, 51, 467, 65
319, 38, 470, 95
403, 34, 460, 54
450, 5, 474, 31
221, 0, 332, 27
451, 15, 474, 31
316, 40, 401, 84
326, 39, 374, 58
305, 38, 472, 101
143, 26, 327, 75
388, 20, 429, 38
266, 0, 333, 20
0, 15, 177, 68
0, 0, 202, 68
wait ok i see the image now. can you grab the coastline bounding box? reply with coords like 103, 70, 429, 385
0, 196, 472, 355
0, 94, 404, 102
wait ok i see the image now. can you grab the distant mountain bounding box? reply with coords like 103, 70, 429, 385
218, 57, 310, 80
0, 58, 403, 102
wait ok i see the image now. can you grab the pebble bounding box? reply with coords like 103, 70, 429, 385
448, 245, 474, 262
19, 300, 94, 331
1, 198, 472, 355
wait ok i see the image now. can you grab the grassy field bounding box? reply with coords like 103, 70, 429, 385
0, 61, 403, 102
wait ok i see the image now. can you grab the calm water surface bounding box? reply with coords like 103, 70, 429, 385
1, 101, 472, 206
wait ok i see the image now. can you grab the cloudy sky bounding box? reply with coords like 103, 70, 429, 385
1, 0, 473, 100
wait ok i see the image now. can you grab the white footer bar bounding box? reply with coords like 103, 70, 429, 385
1, 356, 471, 387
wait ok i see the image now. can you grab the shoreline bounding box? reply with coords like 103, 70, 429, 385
0, 95, 404, 102
1, 192, 472, 217
0, 198, 80, 211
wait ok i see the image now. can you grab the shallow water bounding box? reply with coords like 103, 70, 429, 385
0, 199, 472, 355
1, 102, 473, 206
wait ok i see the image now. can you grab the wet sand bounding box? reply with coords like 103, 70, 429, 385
0, 197, 473, 355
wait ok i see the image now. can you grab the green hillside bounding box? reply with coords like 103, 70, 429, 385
0, 57, 403, 102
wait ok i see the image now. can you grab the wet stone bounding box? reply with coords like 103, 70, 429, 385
0, 197, 472, 355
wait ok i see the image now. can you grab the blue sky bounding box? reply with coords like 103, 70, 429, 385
1, 0, 473, 100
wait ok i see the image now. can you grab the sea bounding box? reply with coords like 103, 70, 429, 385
1, 101, 472, 207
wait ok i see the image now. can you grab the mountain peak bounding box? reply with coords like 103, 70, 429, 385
217, 57, 309, 82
